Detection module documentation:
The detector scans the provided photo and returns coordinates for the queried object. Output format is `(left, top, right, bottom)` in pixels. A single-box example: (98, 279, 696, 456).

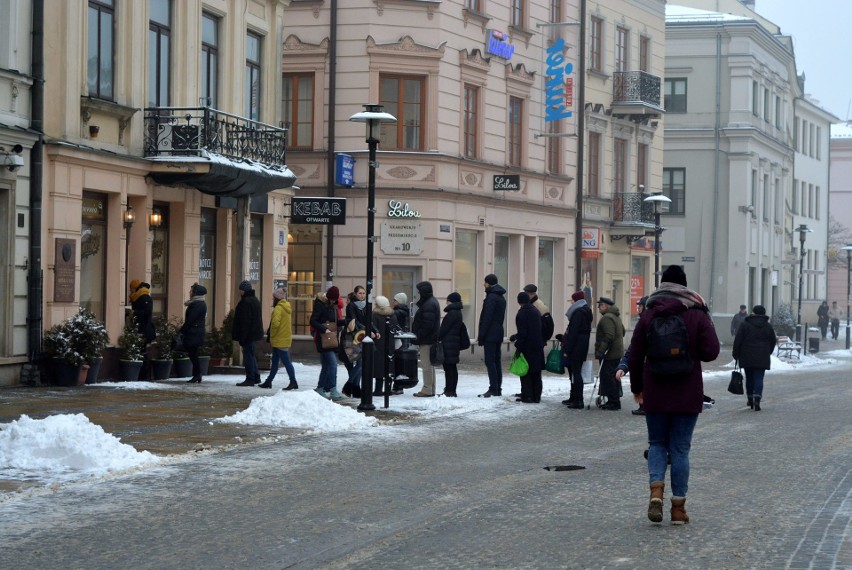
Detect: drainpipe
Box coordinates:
(708, 31, 721, 313)
(324, 0, 338, 286)
(28, 0, 44, 360)
(574, 0, 586, 290)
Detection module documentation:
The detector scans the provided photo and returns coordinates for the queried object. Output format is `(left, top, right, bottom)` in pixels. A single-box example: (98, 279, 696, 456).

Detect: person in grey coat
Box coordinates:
(732, 305, 777, 411)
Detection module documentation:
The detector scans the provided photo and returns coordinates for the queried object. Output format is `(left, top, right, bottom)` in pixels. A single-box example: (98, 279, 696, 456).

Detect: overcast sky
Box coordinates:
(756, 1, 852, 123)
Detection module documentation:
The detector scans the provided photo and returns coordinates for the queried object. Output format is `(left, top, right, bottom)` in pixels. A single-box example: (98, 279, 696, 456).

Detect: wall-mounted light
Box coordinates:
(123, 205, 136, 229)
(149, 209, 163, 230)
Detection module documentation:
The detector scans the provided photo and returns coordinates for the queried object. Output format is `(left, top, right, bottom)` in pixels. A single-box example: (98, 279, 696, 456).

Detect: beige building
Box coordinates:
(13, 0, 298, 385)
(282, 0, 666, 339)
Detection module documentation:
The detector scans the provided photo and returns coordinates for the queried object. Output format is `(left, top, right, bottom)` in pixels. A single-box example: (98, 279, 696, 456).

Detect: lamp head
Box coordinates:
(123, 205, 136, 228)
(349, 104, 397, 143)
(643, 192, 672, 213)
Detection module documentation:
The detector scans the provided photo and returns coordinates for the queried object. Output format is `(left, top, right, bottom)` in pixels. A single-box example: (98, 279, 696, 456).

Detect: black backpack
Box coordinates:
(459, 322, 471, 350)
(645, 312, 693, 378)
(541, 312, 555, 342)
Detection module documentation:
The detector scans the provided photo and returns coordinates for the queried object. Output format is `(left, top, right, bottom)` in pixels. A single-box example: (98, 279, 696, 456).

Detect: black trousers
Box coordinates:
(520, 369, 542, 401)
(567, 359, 584, 401)
(598, 359, 621, 400)
(187, 345, 201, 378)
(443, 362, 458, 393)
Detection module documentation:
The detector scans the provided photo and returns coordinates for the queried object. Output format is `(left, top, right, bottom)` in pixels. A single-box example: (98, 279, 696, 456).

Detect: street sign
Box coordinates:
(335, 153, 354, 187)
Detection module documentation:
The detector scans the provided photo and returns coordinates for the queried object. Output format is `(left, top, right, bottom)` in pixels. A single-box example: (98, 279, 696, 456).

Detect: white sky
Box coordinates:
(1, 350, 849, 493)
(756, 0, 852, 122)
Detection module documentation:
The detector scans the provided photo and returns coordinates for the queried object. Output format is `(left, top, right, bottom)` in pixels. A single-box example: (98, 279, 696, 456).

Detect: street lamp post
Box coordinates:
(643, 193, 672, 288)
(795, 224, 813, 342)
(842, 245, 852, 350)
(349, 104, 396, 411)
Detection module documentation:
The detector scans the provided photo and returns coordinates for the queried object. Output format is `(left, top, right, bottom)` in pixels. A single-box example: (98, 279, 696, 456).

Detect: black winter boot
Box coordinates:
(747, 396, 753, 409)
(753, 397, 761, 411)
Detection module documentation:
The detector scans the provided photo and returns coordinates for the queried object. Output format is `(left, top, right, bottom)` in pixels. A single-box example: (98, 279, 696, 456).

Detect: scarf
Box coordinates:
(647, 282, 707, 310)
(130, 286, 151, 303)
(354, 300, 366, 310)
(184, 295, 205, 307)
(565, 299, 588, 320)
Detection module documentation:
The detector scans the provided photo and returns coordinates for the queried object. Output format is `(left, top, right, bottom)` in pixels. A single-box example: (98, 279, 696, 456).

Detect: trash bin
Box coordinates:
(392, 332, 419, 390)
(808, 336, 819, 353)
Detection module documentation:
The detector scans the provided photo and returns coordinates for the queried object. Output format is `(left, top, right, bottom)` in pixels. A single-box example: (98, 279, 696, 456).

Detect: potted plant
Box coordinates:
(76, 307, 110, 383)
(117, 321, 145, 381)
(206, 311, 235, 367)
(43, 320, 85, 387)
(198, 335, 212, 376)
(151, 316, 178, 380)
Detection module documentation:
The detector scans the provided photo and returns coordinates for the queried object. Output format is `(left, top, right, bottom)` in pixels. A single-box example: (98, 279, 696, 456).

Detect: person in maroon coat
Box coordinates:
(628, 265, 720, 526)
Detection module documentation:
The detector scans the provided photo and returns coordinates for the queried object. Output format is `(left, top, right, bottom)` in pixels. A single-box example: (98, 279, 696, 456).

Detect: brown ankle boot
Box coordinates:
(648, 481, 664, 522)
(670, 497, 689, 525)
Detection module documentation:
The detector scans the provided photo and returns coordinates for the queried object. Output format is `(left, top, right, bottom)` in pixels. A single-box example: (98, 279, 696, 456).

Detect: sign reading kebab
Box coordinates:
(291, 197, 347, 225)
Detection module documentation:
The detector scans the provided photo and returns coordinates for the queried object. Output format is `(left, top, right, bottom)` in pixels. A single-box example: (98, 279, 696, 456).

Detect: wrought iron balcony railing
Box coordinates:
(143, 107, 287, 167)
(613, 192, 655, 225)
(612, 71, 662, 109)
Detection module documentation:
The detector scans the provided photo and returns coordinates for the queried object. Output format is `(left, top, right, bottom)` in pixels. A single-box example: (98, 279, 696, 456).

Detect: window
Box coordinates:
(465, 0, 480, 10)
(816, 186, 820, 220)
(752, 81, 759, 117)
(639, 36, 650, 72)
(662, 168, 685, 215)
(246, 32, 262, 121)
(590, 16, 603, 72)
(615, 27, 629, 73)
(508, 96, 523, 167)
(150, 203, 170, 317)
(538, 239, 555, 312)
(547, 120, 561, 174)
(81, 193, 108, 320)
(816, 127, 821, 159)
(282, 73, 314, 149)
(380, 75, 425, 150)
(614, 138, 627, 195)
(809, 123, 815, 157)
(762, 174, 769, 222)
(793, 118, 799, 151)
(148, 0, 172, 107)
(664, 78, 686, 113)
(550, 0, 560, 22)
(775, 95, 781, 128)
(763, 88, 770, 122)
(88, 0, 115, 100)
(456, 230, 480, 328)
(511, 0, 525, 27)
(199, 207, 217, 329)
(792, 178, 799, 214)
(201, 12, 218, 107)
(750, 169, 757, 210)
(463, 84, 478, 158)
(637, 143, 648, 191)
(588, 131, 600, 197)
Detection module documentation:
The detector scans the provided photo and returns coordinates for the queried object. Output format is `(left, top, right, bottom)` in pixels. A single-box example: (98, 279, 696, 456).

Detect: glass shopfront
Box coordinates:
(248, 214, 263, 291)
(537, 238, 555, 311)
(455, 229, 479, 327)
(199, 207, 216, 328)
(81, 192, 107, 320)
(150, 203, 169, 317)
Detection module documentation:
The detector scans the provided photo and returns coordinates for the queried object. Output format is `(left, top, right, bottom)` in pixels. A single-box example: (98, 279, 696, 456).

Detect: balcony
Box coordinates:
(611, 71, 664, 119)
(611, 192, 655, 239)
(143, 107, 296, 198)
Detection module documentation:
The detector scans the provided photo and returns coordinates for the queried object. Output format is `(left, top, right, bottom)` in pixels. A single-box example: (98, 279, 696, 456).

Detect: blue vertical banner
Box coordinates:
(544, 38, 574, 123)
(335, 153, 354, 187)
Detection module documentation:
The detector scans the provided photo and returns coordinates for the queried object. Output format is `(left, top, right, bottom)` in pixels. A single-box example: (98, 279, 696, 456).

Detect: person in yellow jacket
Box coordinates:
(259, 288, 299, 390)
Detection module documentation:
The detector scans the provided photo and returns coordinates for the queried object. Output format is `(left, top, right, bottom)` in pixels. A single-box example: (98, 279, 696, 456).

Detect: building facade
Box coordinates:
(827, 125, 852, 321)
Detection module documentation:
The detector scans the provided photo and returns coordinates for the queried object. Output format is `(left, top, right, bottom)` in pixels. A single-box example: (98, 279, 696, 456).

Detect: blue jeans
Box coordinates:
(483, 342, 502, 392)
(645, 412, 699, 497)
(318, 350, 338, 391)
(348, 359, 363, 387)
(744, 368, 765, 398)
(242, 341, 259, 381)
(267, 347, 296, 383)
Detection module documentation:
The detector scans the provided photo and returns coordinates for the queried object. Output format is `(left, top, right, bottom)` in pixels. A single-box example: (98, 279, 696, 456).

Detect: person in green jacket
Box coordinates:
(595, 297, 625, 410)
(259, 288, 298, 390)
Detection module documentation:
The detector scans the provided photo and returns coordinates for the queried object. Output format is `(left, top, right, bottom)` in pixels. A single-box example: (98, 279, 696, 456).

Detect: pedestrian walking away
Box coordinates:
(628, 265, 720, 525)
(180, 283, 207, 383)
(558, 290, 592, 409)
(817, 301, 829, 340)
(438, 292, 465, 397)
(511, 291, 544, 403)
(828, 301, 842, 341)
(732, 304, 777, 411)
(412, 281, 441, 397)
(594, 296, 625, 410)
(477, 274, 507, 397)
(310, 286, 345, 400)
(233, 280, 265, 387)
(261, 287, 298, 391)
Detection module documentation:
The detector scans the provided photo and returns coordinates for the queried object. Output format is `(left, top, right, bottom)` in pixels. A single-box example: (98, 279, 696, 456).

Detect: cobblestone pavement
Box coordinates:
(0, 356, 850, 569)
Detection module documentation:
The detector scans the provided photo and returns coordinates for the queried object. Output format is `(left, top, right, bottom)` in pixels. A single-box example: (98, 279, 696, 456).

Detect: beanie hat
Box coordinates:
(326, 286, 340, 301)
(637, 296, 649, 307)
(517, 291, 530, 305)
(273, 287, 286, 300)
(447, 292, 462, 304)
(191, 283, 207, 296)
(484, 274, 498, 286)
(239, 280, 253, 292)
(571, 291, 585, 302)
(375, 295, 390, 308)
(393, 292, 407, 305)
(129, 279, 141, 290)
(660, 265, 687, 286)
(752, 304, 766, 315)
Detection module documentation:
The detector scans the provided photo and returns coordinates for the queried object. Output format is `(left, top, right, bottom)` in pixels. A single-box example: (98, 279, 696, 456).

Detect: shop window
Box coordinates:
(81, 192, 107, 321)
(537, 239, 555, 312)
(287, 226, 323, 335)
(249, 215, 263, 292)
(456, 229, 480, 331)
(493, 233, 509, 334)
(199, 207, 217, 329)
(150, 204, 169, 317)
(630, 256, 647, 320)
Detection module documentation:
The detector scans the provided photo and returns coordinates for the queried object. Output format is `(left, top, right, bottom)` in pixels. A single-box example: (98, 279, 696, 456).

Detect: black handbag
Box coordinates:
(429, 342, 445, 365)
(728, 365, 744, 395)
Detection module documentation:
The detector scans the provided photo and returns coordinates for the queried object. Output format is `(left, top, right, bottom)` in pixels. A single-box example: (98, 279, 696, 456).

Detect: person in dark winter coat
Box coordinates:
(129, 279, 156, 380)
(232, 280, 264, 387)
(477, 274, 507, 397)
(180, 283, 207, 383)
(732, 304, 777, 411)
(628, 265, 720, 526)
(310, 286, 345, 400)
(412, 281, 441, 397)
(559, 290, 593, 409)
(393, 292, 410, 331)
(438, 292, 465, 397)
(370, 295, 399, 396)
(595, 297, 625, 410)
(342, 286, 370, 398)
(512, 292, 544, 403)
(817, 301, 829, 340)
(730, 305, 747, 338)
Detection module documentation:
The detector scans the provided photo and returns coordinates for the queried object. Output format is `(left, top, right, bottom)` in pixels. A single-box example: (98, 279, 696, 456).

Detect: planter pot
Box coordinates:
(86, 357, 104, 384)
(172, 358, 192, 378)
(209, 357, 231, 367)
(78, 364, 90, 386)
(198, 355, 211, 376)
(53, 359, 82, 387)
(119, 359, 143, 382)
(151, 359, 173, 380)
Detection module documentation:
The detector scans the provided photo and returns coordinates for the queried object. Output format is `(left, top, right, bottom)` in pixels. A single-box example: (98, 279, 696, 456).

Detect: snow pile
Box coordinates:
(0, 414, 159, 478)
(217, 390, 378, 432)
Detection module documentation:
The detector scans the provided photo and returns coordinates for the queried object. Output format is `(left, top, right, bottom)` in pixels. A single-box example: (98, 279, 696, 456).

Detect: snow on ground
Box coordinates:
(1, 348, 849, 488)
